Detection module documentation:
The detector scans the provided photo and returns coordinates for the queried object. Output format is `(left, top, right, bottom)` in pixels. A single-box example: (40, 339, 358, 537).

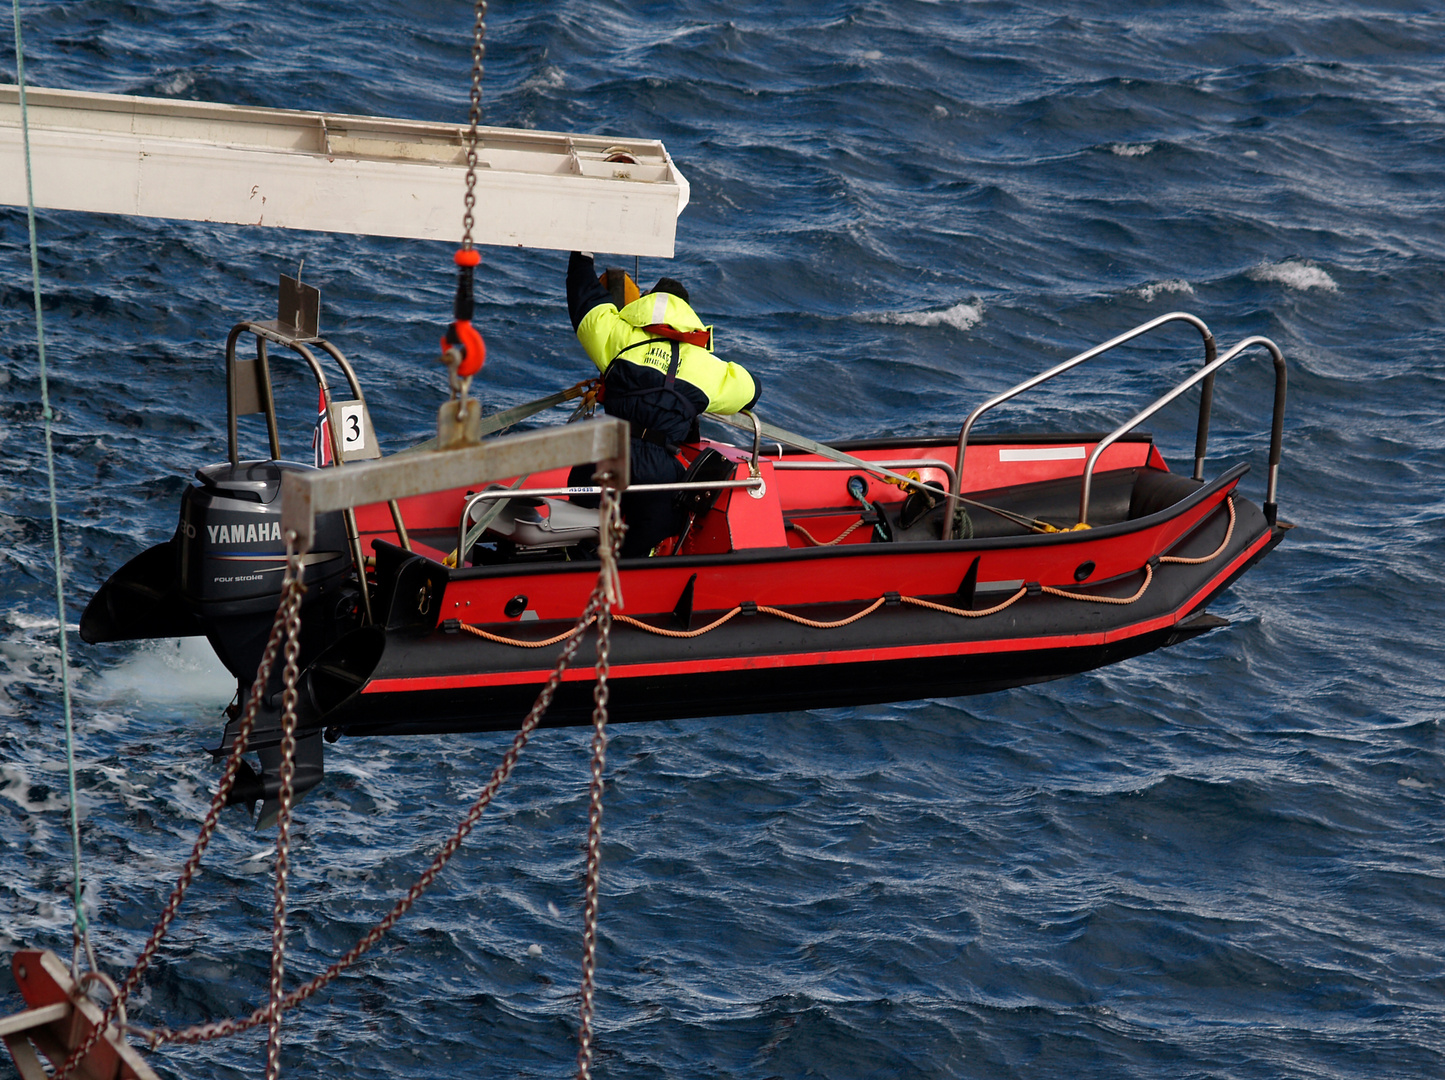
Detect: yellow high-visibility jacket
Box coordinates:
(567, 252, 759, 446)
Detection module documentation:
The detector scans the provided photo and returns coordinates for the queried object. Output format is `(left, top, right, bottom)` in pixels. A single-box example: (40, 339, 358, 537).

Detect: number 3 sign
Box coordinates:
(327, 399, 380, 462)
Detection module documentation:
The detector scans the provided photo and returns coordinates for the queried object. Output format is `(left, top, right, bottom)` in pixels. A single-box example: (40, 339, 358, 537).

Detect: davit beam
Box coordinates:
(0, 85, 688, 256)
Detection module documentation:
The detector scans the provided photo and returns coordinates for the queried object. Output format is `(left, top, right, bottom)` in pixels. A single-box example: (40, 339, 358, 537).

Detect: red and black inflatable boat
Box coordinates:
(81, 300, 1289, 809)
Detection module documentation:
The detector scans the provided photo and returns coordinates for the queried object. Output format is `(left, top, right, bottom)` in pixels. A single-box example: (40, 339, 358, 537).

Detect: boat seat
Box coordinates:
(1127, 468, 1204, 519)
(472, 495, 600, 549)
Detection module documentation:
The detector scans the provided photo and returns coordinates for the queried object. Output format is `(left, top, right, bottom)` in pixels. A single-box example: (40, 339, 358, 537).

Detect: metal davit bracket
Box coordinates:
(250, 273, 321, 343)
(3, 949, 161, 1080)
(280, 418, 631, 552)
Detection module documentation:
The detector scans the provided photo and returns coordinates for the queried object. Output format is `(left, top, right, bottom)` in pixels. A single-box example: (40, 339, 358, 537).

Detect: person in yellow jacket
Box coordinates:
(566, 251, 761, 556)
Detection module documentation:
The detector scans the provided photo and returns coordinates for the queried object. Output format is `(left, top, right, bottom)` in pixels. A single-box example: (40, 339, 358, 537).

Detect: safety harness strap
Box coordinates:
(641, 323, 711, 349)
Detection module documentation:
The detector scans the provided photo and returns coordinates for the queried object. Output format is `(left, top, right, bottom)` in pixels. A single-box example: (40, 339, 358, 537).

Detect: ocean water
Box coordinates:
(3, 1, 1444, 1077)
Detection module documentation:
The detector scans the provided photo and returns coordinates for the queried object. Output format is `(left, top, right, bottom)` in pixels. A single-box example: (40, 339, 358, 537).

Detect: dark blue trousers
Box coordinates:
(569, 439, 686, 558)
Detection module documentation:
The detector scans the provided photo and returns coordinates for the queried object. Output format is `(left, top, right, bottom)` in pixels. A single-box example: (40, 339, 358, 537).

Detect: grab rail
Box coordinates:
(945, 312, 1216, 538)
(772, 458, 958, 493)
(1079, 335, 1286, 526)
(226, 321, 396, 623)
(457, 476, 764, 562)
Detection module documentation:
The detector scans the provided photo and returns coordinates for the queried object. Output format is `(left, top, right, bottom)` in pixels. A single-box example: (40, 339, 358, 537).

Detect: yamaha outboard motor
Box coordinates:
(181, 460, 360, 821)
(83, 458, 356, 818)
(83, 459, 353, 682)
(82, 279, 387, 822)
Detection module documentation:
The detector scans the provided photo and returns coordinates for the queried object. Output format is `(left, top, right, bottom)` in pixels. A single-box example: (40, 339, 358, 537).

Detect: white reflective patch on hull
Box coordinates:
(999, 446, 1087, 462)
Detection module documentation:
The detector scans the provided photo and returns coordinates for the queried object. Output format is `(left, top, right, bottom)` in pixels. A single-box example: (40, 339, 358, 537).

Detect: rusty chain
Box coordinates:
(59, 549, 307, 1078)
(58, 5, 638, 1072)
(265, 575, 304, 1080)
(576, 482, 622, 1080)
(130, 485, 624, 1059)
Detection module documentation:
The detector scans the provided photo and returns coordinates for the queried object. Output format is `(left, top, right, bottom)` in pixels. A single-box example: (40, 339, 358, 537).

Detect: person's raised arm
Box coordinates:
(567, 251, 612, 331)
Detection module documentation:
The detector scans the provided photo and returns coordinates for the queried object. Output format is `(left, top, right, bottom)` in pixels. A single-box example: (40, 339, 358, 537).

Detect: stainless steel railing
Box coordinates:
(1078, 336, 1287, 526)
(945, 312, 1216, 538)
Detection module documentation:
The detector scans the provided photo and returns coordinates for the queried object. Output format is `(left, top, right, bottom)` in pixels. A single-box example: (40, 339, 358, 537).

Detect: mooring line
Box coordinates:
(10, 0, 93, 982)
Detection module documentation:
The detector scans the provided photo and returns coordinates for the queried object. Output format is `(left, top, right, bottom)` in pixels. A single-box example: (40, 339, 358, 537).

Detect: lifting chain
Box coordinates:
(266, 570, 306, 1080)
(59, 551, 308, 1079)
(576, 481, 622, 1080)
(54, 8, 632, 1075)
(460, 1, 488, 251)
(439, 0, 489, 407)
(97, 487, 625, 1077)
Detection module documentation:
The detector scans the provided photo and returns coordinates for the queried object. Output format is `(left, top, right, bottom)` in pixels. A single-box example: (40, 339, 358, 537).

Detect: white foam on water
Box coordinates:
(866, 301, 984, 332)
(8, 611, 64, 632)
(1135, 279, 1194, 302)
(156, 71, 196, 96)
(1249, 259, 1339, 292)
(522, 65, 567, 91)
(1111, 143, 1154, 157)
(0, 763, 71, 813)
(90, 638, 234, 708)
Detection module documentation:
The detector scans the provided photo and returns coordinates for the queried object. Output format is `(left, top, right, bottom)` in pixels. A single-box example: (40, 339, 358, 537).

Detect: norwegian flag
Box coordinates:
(311, 389, 332, 467)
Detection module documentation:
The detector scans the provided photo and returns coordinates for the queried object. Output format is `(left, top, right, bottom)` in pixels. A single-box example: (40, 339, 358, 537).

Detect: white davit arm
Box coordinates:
(0, 85, 688, 256)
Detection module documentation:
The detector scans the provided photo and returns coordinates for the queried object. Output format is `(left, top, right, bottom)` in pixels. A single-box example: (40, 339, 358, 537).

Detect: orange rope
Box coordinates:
(787, 517, 867, 546)
(756, 597, 886, 628)
(1159, 495, 1235, 565)
(901, 587, 1029, 618)
(1041, 563, 1154, 605)
(459, 617, 597, 648)
(616, 607, 744, 639)
(452, 497, 1238, 647)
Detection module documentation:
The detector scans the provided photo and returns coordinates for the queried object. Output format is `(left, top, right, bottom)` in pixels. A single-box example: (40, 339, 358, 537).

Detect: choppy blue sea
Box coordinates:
(3, 1, 1444, 1077)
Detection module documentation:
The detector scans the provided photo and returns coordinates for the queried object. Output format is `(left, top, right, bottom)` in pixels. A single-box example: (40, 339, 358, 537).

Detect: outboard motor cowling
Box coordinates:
(178, 460, 351, 678)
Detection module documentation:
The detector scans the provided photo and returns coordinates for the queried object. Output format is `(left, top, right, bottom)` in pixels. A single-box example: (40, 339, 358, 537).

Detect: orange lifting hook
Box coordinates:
(441, 248, 486, 378)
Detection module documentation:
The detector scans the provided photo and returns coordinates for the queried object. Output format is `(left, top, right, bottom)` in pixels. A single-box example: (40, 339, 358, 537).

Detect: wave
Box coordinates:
(1133, 279, 1194, 302)
(1248, 260, 1339, 292)
(862, 301, 983, 332)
